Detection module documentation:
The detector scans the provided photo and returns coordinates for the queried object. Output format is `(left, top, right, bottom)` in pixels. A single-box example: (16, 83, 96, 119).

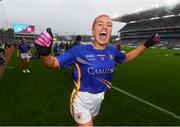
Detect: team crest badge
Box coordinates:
(109, 54, 114, 60)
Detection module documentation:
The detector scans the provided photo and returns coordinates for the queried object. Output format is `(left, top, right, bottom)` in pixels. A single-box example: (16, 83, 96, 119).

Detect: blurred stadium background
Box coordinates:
(113, 2, 180, 50)
(1, 3, 180, 49)
(0, 1, 180, 126)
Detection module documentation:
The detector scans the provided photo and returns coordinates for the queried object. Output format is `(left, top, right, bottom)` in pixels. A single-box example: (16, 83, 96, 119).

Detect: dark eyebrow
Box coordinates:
(96, 21, 112, 25)
(96, 21, 103, 24)
(107, 22, 112, 25)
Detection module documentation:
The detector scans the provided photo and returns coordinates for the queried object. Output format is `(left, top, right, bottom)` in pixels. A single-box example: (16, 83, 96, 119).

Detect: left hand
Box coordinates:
(144, 33, 160, 48)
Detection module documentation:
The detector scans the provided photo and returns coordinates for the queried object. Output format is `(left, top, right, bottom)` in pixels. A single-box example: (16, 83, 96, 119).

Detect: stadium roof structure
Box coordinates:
(113, 3, 180, 23)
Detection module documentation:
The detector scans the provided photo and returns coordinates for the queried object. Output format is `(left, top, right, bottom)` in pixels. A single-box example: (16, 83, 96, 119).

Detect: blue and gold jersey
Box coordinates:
(56, 44, 126, 94)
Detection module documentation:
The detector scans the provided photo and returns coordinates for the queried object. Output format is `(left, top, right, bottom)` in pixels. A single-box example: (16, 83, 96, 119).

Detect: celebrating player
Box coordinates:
(34, 15, 160, 126)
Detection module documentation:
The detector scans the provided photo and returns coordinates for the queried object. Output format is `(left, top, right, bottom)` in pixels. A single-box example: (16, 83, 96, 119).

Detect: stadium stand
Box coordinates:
(0, 28, 14, 45)
(14, 33, 35, 43)
(113, 3, 180, 49)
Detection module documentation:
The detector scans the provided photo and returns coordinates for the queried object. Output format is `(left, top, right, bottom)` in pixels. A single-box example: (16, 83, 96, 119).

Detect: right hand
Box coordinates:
(34, 28, 53, 56)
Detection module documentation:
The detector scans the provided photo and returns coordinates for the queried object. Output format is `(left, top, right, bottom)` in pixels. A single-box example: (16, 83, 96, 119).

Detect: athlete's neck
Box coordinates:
(93, 41, 107, 50)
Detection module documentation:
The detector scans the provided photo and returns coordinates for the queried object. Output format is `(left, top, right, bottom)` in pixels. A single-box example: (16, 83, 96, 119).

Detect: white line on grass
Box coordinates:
(112, 86, 180, 120)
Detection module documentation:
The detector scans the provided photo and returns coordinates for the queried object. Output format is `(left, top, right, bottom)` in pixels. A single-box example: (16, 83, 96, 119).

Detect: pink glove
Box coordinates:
(35, 31, 52, 47)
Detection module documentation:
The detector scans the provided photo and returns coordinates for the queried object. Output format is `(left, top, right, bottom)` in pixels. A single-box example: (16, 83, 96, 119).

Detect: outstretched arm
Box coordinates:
(41, 55, 59, 69)
(125, 44, 146, 63)
(125, 33, 160, 63)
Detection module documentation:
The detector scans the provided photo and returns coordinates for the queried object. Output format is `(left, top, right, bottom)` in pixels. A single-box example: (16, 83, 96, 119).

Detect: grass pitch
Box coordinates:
(0, 48, 180, 125)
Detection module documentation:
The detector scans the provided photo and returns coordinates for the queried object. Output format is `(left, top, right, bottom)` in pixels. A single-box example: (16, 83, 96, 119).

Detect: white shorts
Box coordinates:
(70, 89, 105, 124)
(20, 53, 31, 59)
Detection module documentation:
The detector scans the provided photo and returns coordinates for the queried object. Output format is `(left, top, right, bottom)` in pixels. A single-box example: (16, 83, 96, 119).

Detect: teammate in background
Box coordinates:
(17, 37, 31, 73)
(117, 43, 126, 53)
(0, 51, 6, 67)
(0, 42, 5, 55)
(34, 15, 160, 126)
(117, 43, 121, 50)
(72, 35, 82, 47)
(0, 42, 6, 66)
(53, 42, 61, 56)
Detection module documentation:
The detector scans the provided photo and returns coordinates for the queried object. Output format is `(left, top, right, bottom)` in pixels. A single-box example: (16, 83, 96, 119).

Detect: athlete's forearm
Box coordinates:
(125, 44, 146, 63)
(41, 55, 59, 68)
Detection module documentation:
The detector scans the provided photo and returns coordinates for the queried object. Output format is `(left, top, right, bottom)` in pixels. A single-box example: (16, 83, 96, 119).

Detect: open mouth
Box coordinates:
(99, 31, 107, 41)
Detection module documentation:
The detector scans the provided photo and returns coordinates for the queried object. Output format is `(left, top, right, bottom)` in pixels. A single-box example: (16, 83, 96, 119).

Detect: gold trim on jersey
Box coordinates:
(73, 63, 81, 91)
(70, 89, 79, 118)
(76, 57, 92, 66)
(97, 77, 112, 89)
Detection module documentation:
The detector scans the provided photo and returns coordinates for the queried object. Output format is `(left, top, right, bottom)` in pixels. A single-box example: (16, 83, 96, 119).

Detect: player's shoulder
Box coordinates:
(18, 43, 22, 48)
(71, 44, 91, 50)
(106, 45, 118, 52)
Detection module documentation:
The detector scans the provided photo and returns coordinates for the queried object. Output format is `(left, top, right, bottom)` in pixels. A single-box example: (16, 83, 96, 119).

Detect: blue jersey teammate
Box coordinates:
(17, 37, 31, 73)
(34, 15, 160, 126)
(53, 43, 62, 56)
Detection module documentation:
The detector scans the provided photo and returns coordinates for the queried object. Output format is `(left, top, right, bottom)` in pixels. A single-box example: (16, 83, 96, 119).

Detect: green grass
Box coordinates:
(0, 48, 180, 125)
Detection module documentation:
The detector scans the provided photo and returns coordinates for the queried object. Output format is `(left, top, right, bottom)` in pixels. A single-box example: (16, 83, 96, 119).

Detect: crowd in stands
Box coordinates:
(120, 16, 180, 32)
(119, 38, 180, 49)
(0, 43, 6, 67)
(118, 15, 180, 49)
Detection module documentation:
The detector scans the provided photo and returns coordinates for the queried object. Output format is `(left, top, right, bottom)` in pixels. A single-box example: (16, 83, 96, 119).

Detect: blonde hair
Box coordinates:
(92, 14, 111, 29)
